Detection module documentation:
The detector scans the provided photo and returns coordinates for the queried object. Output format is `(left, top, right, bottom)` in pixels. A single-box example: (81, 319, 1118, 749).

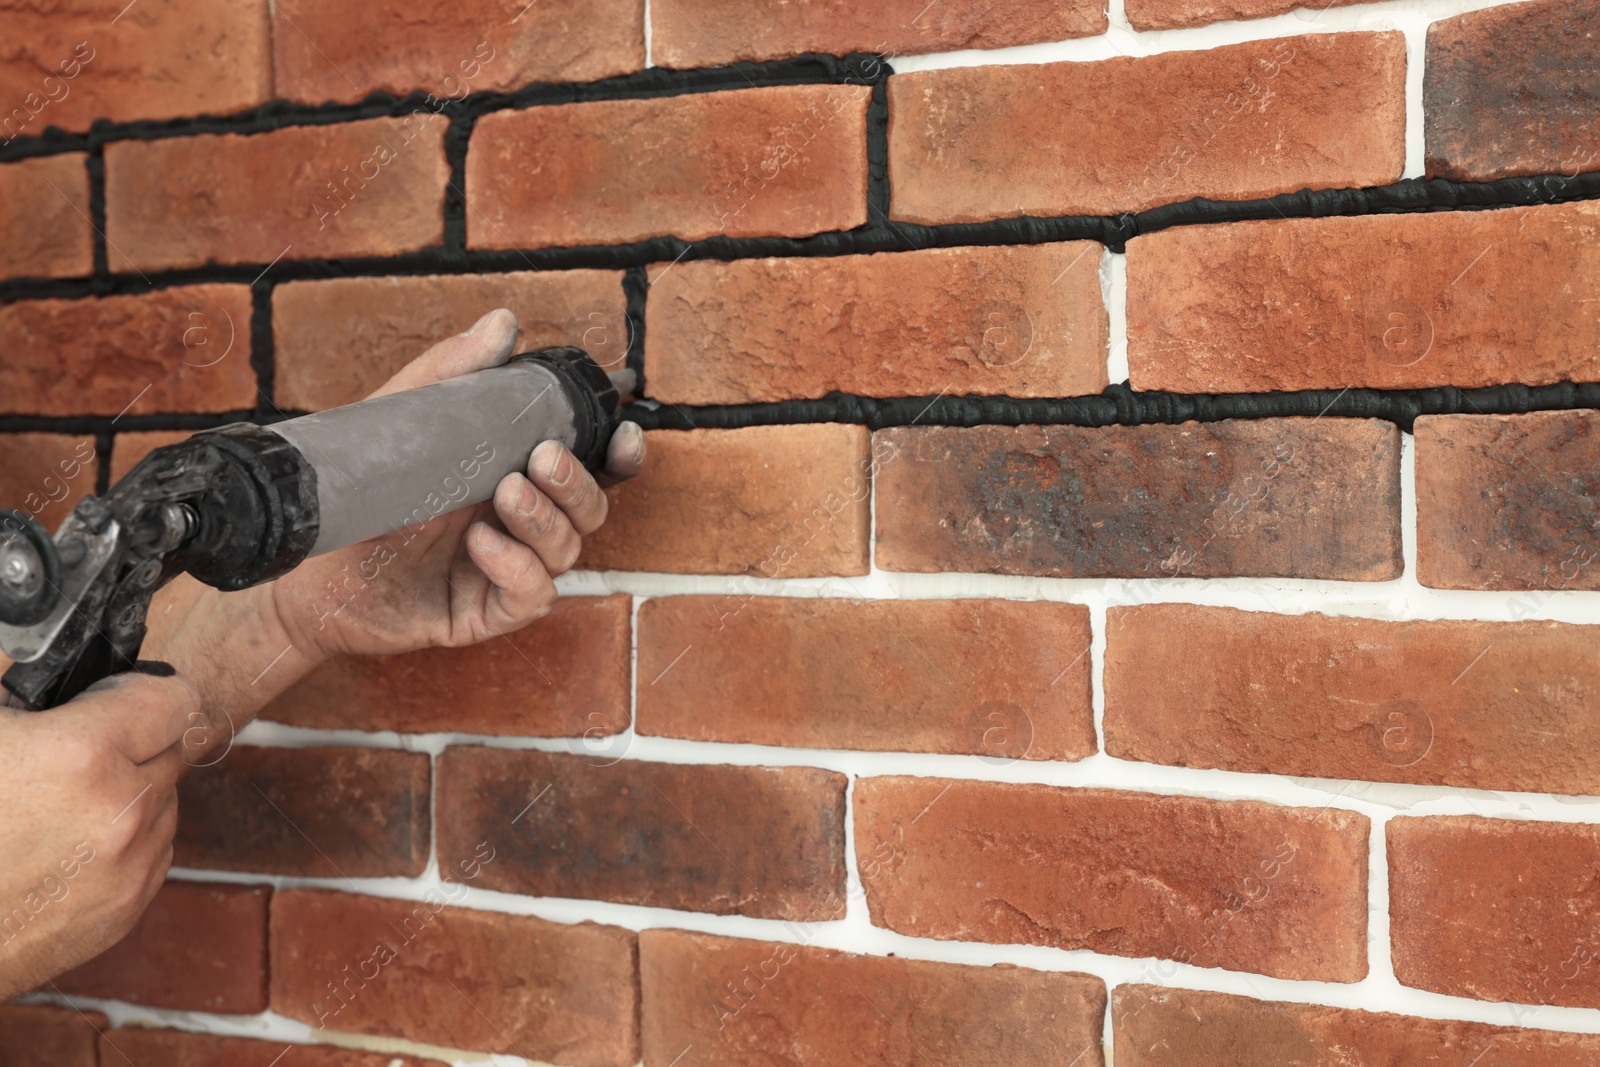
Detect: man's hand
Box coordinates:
(0, 671, 198, 1000)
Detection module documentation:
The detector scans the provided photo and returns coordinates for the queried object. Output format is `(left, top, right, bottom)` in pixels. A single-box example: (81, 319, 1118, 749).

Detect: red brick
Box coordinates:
(174, 745, 429, 877)
(273, 0, 644, 105)
(1425, 0, 1600, 182)
(105, 1029, 451, 1067)
(1416, 412, 1600, 590)
(105, 117, 448, 271)
(273, 270, 628, 410)
(56, 881, 269, 1013)
(437, 747, 847, 920)
(110, 430, 192, 484)
(580, 425, 874, 577)
(0, 155, 91, 280)
(468, 85, 870, 249)
(652, 0, 1105, 69)
(1105, 604, 1600, 796)
(1125, 0, 1364, 29)
(1390, 815, 1600, 1008)
(642, 928, 1106, 1067)
(646, 243, 1107, 404)
(1113, 984, 1600, 1065)
(638, 596, 1095, 760)
(0, 433, 98, 533)
(855, 777, 1369, 982)
(874, 421, 1401, 580)
(0, 1005, 105, 1067)
(0, 0, 268, 133)
(0, 286, 255, 416)
(270, 888, 638, 1064)
(262, 595, 631, 736)
(888, 33, 1404, 223)
(1127, 201, 1600, 392)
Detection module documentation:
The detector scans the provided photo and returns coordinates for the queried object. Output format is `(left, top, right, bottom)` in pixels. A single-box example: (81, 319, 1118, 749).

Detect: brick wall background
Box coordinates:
(3, 0, 1600, 1063)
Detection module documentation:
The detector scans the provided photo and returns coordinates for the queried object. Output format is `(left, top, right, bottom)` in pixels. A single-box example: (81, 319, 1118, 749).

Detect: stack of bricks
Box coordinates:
(3, 0, 1600, 1063)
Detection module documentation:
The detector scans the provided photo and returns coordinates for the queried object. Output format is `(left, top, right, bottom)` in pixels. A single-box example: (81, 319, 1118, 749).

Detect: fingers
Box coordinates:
(136, 744, 184, 798)
(462, 520, 557, 628)
(70, 671, 202, 764)
(368, 308, 521, 399)
(493, 472, 580, 576)
(529, 441, 609, 536)
(602, 422, 647, 486)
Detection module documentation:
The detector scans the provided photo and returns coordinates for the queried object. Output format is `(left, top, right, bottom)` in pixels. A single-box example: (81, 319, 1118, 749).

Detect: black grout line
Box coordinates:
(250, 284, 275, 418)
(622, 266, 649, 395)
(85, 147, 108, 279)
(864, 69, 890, 222)
(92, 430, 113, 495)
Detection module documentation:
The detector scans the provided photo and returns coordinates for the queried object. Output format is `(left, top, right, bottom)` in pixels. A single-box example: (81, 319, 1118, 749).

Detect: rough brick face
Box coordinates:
(55, 882, 269, 1013)
(467, 85, 870, 249)
(854, 777, 1369, 982)
(888, 32, 1404, 223)
(1425, 0, 1600, 182)
(105, 1030, 450, 1066)
(437, 747, 847, 920)
(262, 595, 632, 736)
(1105, 604, 1600, 796)
(270, 889, 638, 1064)
(646, 243, 1108, 404)
(0, 1005, 105, 1067)
(105, 117, 448, 271)
(0, 155, 91, 280)
(642, 928, 1107, 1067)
(0, 286, 255, 416)
(272, 0, 644, 105)
(637, 596, 1095, 760)
(0, 433, 97, 533)
(274, 270, 628, 409)
(1125, 0, 1364, 30)
(1127, 201, 1600, 392)
(579, 425, 874, 577)
(874, 420, 1401, 580)
(1390, 816, 1600, 1008)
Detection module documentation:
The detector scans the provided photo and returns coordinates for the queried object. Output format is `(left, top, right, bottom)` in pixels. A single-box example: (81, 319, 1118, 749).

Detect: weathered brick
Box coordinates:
(270, 888, 638, 1063)
(262, 595, 631, 736)
(105, 1029, 451, 1067)
(874, 421, 1401, 580)
(467, 85, 870, 249)
(646, 243, 1107, 404)
(1426, 0, 1600, 182)
(642, 928, 1107, 1067)
(273, 270, 628, 410)
(56, 881, 269, 1013)
(1125, 0, 1364, 30)
(1113, 984, 1600, 1066)
(437, 747, 847, 920)
(0, 286, 255, 416)
(888, 32, 1404, 223)
(105, 117, 448, 271)
(855, 777, 1369, 982)
(0, 155, 92, 280)
(0, 1005, 105, 1067)
(174, 745, 429, 877)
(273, 0, 644, 105)
(652, 0, 1105, 69)
(1127, 201, 1600, 392)
(580, 425, 874, 577)
(0, 0, 268, 133)
(638, 596, 1094, 760)
(0, 433, 98, 533)
(1105, 604, 1600, 796)
(110, 430, 191, 483)
(1416, 412, 1600, 590)
(1390, 816, 1600, 1008)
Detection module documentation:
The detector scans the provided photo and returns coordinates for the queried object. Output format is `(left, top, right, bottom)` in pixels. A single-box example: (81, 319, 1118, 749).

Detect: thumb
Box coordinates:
(63, 669, 203, 764)
(368, 307, 521, 398)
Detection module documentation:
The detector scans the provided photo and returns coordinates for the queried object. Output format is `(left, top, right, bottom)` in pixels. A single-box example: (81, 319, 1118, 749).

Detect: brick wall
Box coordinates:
(4, 0, 1600, 1064)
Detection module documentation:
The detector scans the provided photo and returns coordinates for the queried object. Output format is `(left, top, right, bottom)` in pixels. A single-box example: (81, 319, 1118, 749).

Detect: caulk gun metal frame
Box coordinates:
(0, 346, 622, 710)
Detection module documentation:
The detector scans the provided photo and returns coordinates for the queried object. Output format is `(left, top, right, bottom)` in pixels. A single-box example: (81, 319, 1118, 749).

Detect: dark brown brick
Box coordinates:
(1125, 0, 1365, 29)
(0, 433, 98, 534)
(0, 155, 92, 280)
(0, 1005, 105, 1067)
(104, 1029, 451, 1067)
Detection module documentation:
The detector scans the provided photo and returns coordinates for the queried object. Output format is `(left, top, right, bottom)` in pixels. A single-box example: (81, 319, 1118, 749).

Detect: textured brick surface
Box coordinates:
(1105, 604, 1600, 796)
(1426, 0, 1600, 182)
(638, 596, 1095, 760)
(468, 85, 870, 249)
(110, 430, 192, 483)
(874, 421, 1401, 580)
(0, 433, 97, 533)
(270, 889, 638, 1063)
(273, 0, 644, 105)
(0, 155, 92, 280)
(1125, 0, 1364, 29)
(174, 745, 430, 877)
(105, 1030, 451, 1067)
(1390, 816, 1600, 1008)
(0, 286, 255, 416)
(889, 32, 1404, 223)
(580, 425, 875, 577)
(274, 270, 628, 409)
(0, 1005, 105, 1067)
(1128, 201, 1600, 392)
(437, 747, 847, 920)
(646, 243, 1107, 404)
(1416, 412, 1600, 590)
(642, 928, 1107, 1066)
(56, 882, 269, 1013)
(262, 595, 632, 736)
(105, 117, 448, 270)
(855, 777, 1369, 982)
